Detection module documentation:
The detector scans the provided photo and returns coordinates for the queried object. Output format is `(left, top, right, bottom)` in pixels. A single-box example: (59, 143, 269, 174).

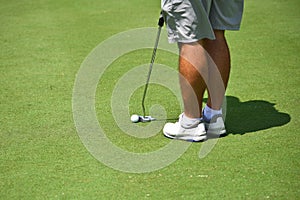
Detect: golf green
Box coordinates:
(1, 0, 299, 199)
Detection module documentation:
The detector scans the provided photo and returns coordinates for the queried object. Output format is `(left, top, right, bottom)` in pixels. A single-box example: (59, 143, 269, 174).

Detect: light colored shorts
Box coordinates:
(161, 0, 244, 43)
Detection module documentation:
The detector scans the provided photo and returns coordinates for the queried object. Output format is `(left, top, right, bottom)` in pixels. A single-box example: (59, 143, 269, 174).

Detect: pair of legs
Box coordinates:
(179, 30, 230, 119)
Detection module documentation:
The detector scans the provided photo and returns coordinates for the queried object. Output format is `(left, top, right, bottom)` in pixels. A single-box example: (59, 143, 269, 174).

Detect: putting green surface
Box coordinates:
(1, 0, 299, 199)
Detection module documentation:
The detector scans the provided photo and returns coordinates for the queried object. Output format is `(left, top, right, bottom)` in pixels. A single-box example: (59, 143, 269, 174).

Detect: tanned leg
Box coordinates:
(203, 30, 231, 110)
(178, 42, 208, 119)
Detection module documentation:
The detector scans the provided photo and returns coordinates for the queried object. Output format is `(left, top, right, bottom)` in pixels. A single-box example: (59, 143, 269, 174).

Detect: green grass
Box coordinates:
(1, 0, 300, 199)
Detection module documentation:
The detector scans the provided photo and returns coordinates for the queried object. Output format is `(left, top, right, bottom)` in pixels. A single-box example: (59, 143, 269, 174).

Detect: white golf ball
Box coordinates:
(130, 114, 140, 123)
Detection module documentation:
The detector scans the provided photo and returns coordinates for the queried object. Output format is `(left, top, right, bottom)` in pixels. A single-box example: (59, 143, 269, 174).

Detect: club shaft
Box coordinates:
(141, 26, 162, 117)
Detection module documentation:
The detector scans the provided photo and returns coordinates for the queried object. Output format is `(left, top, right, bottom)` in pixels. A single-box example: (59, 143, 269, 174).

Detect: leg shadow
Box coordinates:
(223, 96, 291, 135)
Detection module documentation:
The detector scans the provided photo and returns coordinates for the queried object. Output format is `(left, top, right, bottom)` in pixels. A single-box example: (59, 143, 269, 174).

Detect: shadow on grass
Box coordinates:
(224, 96, 291, 135)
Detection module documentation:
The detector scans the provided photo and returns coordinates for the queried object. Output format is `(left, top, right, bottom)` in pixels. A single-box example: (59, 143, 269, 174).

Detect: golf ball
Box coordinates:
(130, 114, 140, 123)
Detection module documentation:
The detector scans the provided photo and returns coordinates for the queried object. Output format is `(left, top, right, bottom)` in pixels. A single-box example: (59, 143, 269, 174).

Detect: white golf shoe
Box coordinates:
(203, 114, 226, 137)
(163, 114, 207, 142)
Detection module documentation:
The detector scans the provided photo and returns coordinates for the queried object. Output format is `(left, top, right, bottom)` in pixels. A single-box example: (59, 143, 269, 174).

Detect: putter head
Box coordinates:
(140, 116, 156, 122)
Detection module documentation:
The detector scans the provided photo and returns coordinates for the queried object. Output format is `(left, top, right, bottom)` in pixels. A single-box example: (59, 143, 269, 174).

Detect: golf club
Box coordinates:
(138, 12, 164, 123)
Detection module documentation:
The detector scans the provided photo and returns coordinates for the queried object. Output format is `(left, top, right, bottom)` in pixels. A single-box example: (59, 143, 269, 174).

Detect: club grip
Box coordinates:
(158, 12, 164, 27)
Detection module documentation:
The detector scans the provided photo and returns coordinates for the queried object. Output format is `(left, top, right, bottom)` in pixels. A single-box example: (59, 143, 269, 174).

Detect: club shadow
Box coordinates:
(154, 118, 179, 122)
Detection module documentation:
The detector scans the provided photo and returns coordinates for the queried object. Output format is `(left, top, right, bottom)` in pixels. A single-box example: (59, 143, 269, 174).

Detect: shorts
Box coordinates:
(161, 0, 244, 43)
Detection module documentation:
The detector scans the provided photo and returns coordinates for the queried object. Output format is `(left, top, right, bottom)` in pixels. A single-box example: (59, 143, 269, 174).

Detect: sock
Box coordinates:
(181, 113, 201, 128)
(203, 105, 222, 121)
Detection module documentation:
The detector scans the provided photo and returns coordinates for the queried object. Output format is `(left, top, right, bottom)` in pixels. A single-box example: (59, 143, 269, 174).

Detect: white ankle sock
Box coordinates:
(181, 113, 201, 128)
(203, 105, 222, 121)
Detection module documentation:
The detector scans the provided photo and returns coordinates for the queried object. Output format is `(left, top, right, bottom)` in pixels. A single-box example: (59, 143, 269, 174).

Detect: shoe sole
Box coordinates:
(206, 129, 227, 138)
(163, 132, 207, 142)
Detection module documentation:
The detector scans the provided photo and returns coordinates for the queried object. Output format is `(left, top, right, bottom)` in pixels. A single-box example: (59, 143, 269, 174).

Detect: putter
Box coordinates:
(140, 12, 164, 122)
(139, 115, 156, 122)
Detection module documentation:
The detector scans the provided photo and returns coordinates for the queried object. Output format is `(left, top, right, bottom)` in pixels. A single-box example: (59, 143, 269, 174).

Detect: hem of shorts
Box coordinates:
(168, 35, 216, 44)
(212, 26, 241, 31)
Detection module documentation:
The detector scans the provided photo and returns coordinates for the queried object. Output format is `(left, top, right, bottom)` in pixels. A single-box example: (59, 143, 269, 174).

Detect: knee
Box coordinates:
(202, 30, 227, 51)
(203, 30, 226, 45)
(178, 42, 199, 54)
(213, 30, 225, 40)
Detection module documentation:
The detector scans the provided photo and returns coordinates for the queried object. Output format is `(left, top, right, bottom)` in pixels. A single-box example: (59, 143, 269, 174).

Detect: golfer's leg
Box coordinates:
(204, 30, 230, 110)
(179, 42, 208, 119)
